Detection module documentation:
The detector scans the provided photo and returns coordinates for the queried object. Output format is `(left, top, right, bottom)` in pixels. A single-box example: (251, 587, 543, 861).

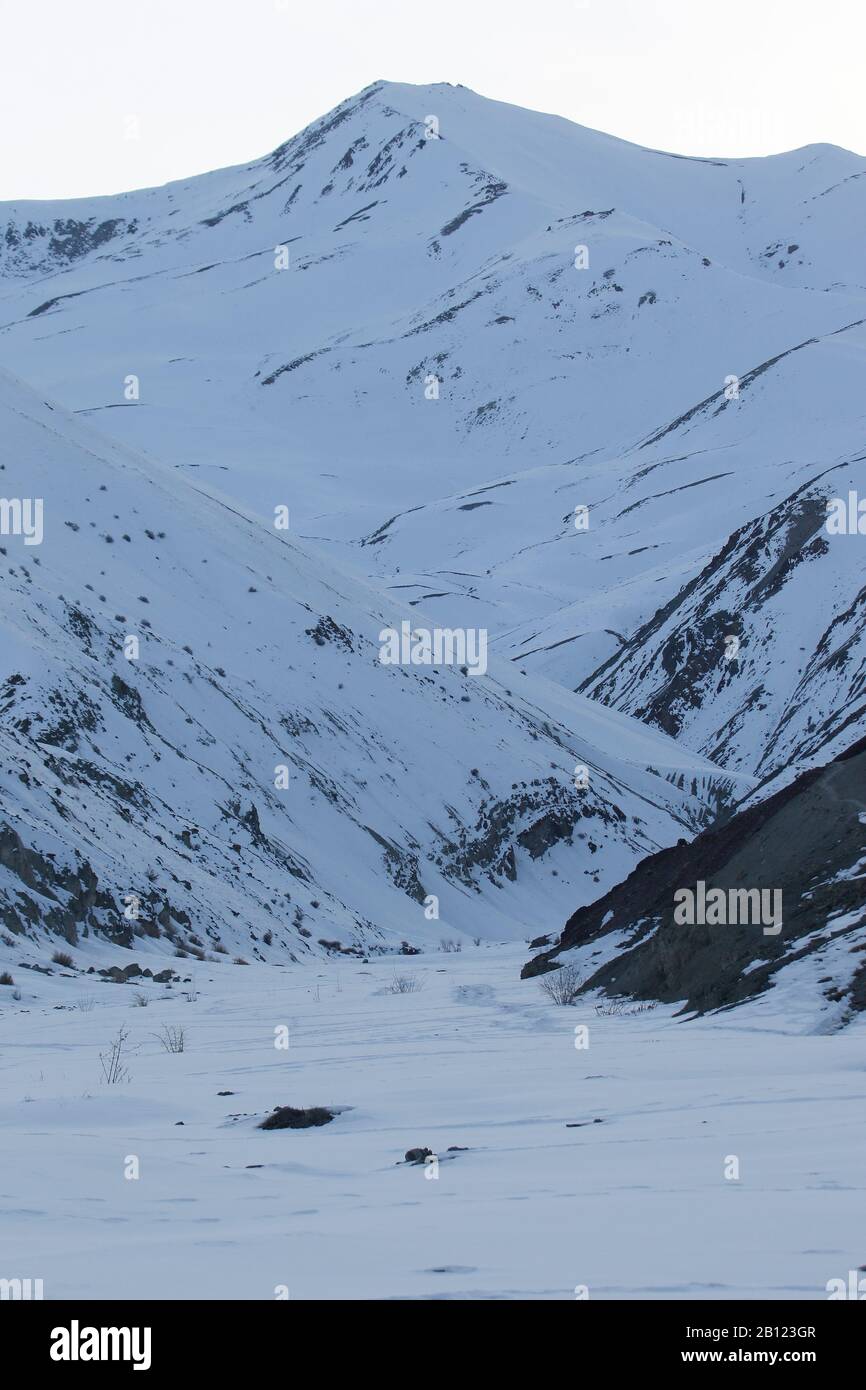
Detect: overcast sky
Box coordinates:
(2, 0, 863, 201)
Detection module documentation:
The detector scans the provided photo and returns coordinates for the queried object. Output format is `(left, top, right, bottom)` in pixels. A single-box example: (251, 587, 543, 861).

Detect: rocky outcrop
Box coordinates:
(524, 736, 866, 1020)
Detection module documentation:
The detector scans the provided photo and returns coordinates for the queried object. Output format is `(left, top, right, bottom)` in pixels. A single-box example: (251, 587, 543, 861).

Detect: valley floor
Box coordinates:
(1, 944, 863, 1301)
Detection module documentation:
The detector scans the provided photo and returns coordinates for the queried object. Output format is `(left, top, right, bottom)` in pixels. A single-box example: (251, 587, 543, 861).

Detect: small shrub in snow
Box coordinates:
(154, 1024, 185, 1054)
(76, 996, 96, 1012)
(594, 999, 657, 1018)
(439, 938, 463, 953)
(132, 991, 149, 1008)
(387, 974, 424, 995)
(0, 972, 14, 986)
(538, 963, 582, 1006)
(594, 999, 622, 1017)
(52, 950, 75, 968)
(99, 1026, 131, 1084)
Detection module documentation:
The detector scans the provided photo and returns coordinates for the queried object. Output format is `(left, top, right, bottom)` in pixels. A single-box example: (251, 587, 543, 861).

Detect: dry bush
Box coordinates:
(538, 963, 582, 1006)
(99, 1026, 131, 1084)
(594, 998, 657, 1018)
(153, 1024, 186, 1054)
(386, 974, 424, 995)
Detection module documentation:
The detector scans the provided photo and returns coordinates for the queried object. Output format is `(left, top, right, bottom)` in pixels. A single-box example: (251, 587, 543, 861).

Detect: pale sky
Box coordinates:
(1, 0, 863, 201)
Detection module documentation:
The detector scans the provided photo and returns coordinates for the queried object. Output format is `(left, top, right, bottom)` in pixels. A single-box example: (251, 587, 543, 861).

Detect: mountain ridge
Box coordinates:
(0, 81, 863, 977)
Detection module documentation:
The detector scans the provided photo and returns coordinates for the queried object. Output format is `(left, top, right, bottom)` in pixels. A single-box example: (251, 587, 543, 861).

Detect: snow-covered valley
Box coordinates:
(2, 944, 864, 1301)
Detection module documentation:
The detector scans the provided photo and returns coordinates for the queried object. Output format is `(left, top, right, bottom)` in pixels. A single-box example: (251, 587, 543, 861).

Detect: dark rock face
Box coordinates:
(258, 1106, 336, 1131)
(0, 819, 198, 954)
(524, 736, 866, 1019)
(1, 215, 138, 277)
(436, 776, 625, 887)
(0, 823, 124, 945)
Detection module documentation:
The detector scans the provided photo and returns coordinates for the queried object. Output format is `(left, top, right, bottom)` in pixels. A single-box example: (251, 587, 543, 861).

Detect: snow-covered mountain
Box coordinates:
(2, 77, 865, 1312)
(1, 80, 864, 790)
(0, 367, 727, 961)
(581, 456, 866, 787)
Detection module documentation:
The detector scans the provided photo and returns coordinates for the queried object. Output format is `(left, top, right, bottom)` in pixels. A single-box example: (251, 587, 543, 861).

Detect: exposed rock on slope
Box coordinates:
(582, 471, 866, 782)
(523, 736, 866, 1023)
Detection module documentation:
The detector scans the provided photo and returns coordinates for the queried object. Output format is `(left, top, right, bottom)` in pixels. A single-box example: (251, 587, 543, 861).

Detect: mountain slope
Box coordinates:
(0, 367, 729, 963)
(580, 455, 866, 783)
(1, 80, 864, 788)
